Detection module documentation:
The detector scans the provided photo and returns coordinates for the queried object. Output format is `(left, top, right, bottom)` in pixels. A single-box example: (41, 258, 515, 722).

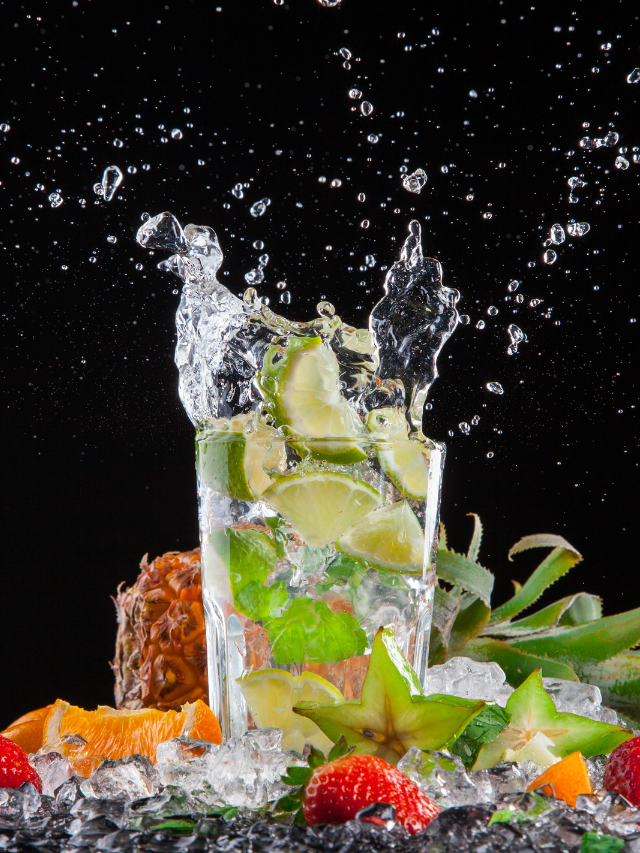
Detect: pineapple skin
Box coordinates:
(113, 548, 209, 712)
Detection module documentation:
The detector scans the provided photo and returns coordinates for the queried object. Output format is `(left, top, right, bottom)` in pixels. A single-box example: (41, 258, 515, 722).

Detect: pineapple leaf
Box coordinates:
(559, 593, 603, 626)
(485, 595, 586, 638)
(508, 607, 640, 670)
(436, 550, 494, 605)
(448, 594, 491, 654)
(580, 653, 640, 722)
(466, 513, 483, 563)
(461, 637, 578, 686)
(438, 522, 448, 550)
(431, 586, 462, 638)
(490, 536, 582, 624)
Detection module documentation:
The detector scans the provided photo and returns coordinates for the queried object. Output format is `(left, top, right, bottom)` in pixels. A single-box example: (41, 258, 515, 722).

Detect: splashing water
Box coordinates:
(507, 324, 526, 355)
(567, 220, 590, 237)
(136, 213, 459, 432)
(100, 165, 123, 202)
(402, 168, 428, 194)
(568, 176, 586, 204)
(250, 198, 271, 217)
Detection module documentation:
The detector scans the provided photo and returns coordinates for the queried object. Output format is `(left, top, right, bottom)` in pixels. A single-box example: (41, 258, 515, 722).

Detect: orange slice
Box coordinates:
(1, 705, 53, 754)
(526, 750, 594, 807)
(41, 698, 221, 774)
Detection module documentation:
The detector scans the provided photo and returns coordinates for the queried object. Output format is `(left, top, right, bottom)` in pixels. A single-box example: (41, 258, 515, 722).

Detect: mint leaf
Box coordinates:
(580, 832, 625, 853)
(488, 792, 550, 826)
(235, 580, 288, 622)
(209, 527, 278, 619)
(451, 704, 510, 769)
(316, 553, 366, 593)
(264, 597, 367, 664)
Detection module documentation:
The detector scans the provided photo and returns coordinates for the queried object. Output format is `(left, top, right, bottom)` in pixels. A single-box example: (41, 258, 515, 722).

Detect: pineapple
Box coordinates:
(113, 548, 208, 711)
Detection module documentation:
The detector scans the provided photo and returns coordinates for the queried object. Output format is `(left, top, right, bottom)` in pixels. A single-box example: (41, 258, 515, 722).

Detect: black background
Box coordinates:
(1, 0, 639, 729)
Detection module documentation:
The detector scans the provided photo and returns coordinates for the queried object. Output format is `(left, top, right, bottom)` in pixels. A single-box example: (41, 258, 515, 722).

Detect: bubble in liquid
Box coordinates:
(615, 156, 629, 170)
(476, 319, 486, 330)
(566, 220, 590, 237)
(367, 134, 379, 144)
(232, 183, 244, 199)
(459, 422, 471, 435)
(331, 178, 342, 187)
(550, 223, 565, 244)
(107, 235, 117, 244)
(483, 212, 492, 220)
(627, 68, 640, 83)
(0, 123, 10, 132)
(459, 314, 470, 325)
(280, 291, 291, 304)
(113, 138, 124, 148)
(349, 88, 362, 99)
(543, 249, 557, 264)
(171, 128, 183, 140)
(360, 219, 370, 228)
(101, 165, 123, 201)
(48, 192, 63, 208)
(487, 382, 504, 395)
(127, 165, 137, 174)
(487, 306, 498, 316)
(340, 48, 351, 59)
(507, 323, 526, 355)
(402, 168, 427, 194)
(358, 192, 366, 201)
(361, 101, 373, 116)
(508, 279, 520, 292)
(10, 157, 19, 164)
(250, 198, 271, 217)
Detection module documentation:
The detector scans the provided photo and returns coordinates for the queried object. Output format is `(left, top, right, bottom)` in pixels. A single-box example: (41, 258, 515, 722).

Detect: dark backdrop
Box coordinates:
(1, 0, 639, 728)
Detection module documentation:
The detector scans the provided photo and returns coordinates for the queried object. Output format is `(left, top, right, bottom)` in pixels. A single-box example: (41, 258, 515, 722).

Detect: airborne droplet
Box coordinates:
(250, 198, 271, 217)
(101, 165, 124, 202)
(401, 169, 427, 194)
(360, 101, 373, 116)
(486, 382, 504, 395)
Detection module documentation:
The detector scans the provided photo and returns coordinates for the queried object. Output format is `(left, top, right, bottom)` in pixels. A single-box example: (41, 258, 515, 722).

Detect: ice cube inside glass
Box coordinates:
(197, 418, 444, 740)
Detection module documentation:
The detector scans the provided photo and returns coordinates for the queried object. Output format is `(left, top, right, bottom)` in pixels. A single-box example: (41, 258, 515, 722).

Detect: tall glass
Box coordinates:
(197, 425, 445, 741)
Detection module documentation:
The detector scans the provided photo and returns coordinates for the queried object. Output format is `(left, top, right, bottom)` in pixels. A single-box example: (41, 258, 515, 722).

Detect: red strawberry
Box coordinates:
(302, 753, 440, 835)
(0, 734, 42, 793)
(604, 736, 640, 805)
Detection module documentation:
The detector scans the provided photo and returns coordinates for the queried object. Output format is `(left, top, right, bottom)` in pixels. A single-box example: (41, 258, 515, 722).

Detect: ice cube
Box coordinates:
(53, 777, 83, 810)
(156, 736, 218, 764)
(422, 656, 514, 706)
(79, 755, 160, 801)
(398, 747, 494, 808)
(29, 751, 73, 796)
(542, 678, 618, 724)
(576, 790, 640, 837)
(0, 782, 42, 823)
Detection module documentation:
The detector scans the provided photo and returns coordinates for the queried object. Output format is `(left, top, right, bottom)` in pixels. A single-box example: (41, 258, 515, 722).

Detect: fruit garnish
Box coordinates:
(365, 407, 430, 499)
(41, 697, 221, 773)
(450, 704, 511, 769)
(293, 626, 487, 766)
(259, 335, 366, 463)
(603, 735, 640, 806)
(472, 669, 632, 770)
(526, 750, 594, 807)
(238, 669, 343, 753)
(277, 736, 440, 834)
(337, 501, 425, 574)
(430, 519, 640, 708)
(113, 548, 208, 713)
(263, 472, 381, 548)
(0, 735, 42, 793)
(196, 413, 282, 500)
(1, 705, 53, 754)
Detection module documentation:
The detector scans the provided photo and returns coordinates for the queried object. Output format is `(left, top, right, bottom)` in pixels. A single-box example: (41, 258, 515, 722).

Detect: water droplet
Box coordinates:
(134, 127, 144, 135)
(35, 183, 45, 191)
(459, 314, 470, 325)
(127, 165, 137, 174)
(516, 294, 524, 304)
(274, 0, 284, 5)
(466, 193, 474, 201)
(340, 48, 351, 59)
(566, 220, 590, 237)
(360, 219, 370, 228)
(543, 249, 557, 264)
(530, 298, 542, 307)
(253, 240, 265, 250)
(459, 422, 471, 435)
(318, 0, 341, 6)
(10, 157, 19, 164)
(487, 306, 498, 316)
(604, 131, 619, 147)
(507, 279, 520, 292)
(469, 90, 478, 98)
(171, 128, 183, 140)
(88, 256, 97, 263)
(615, 155, 629, 170)
(550, 223, 565, 244)
(78, 198, 86, 207)
(197, 159, 205, 166)
(507, 323, 526, 355)
(331, 178, 342, 188)
(358, 192, 366, 202)
(100, 165, 123, 201)
(280, 290, 291, 304)
(471, 415, 480, 425)
(483, 212, 492, 220)
(141, 212, 150, 221)
(441, 165, 449, 174)
(367, 134, 379, 144)
(160, 136, 169, 143)
(107, 235, 117, 244)
(361, 101, 373, 116)
(0, 123, 10, 132)
(476, 319, 486, 330)
(232, 182, 244, 199)
(113, 138, 124, 148)
(349, 88, 362, 99)
(601, 42, 612, 50)
(47, 191, 63, 208)
(627, 67, 640, 84)
(486, 382, 504, 395)
(317, 301, 336, 317)
(276, 280, 287, 290)
(135, 263, 143, 270)
(365, 254, 376, 267)
(250, 198, 271, 217)
(528, 261, 536, 268)
(487, 451, 494, 459)
(61, 265, 68, 270)
(402, 168, 427, 194)
(142, 164, 151, 171)
(343, 62, 351, 69)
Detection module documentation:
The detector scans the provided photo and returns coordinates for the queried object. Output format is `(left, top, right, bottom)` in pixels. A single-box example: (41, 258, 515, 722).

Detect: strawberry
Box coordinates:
(278, 737, 440, 835)
(603, 735, 640, 805)
(0, 734, 42, 793)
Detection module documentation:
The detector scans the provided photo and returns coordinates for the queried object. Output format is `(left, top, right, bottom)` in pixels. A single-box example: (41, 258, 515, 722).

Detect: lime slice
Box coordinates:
(197, 413, 282, 500)
(263, 472, 381, 548)
(238, 669, 343, 753)
(260, 336, 366, 463)
(337, 501, 425, 574)
(366, 408, 430, 500)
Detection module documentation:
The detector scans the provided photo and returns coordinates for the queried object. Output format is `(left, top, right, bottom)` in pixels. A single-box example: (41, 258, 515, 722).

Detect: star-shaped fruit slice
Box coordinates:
(473, 669, 633, 770)
(293, 626, 488, 766)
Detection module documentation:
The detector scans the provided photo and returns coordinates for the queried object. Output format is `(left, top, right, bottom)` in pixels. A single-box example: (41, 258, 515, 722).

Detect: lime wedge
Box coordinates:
(197, 413, 282, 500)
(337, 501, 425, 574)
(238, 668, 343, 753)
(263, 472, 381, 548)
(260, 336, 366, 463)
(366, 408, 430, 500)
